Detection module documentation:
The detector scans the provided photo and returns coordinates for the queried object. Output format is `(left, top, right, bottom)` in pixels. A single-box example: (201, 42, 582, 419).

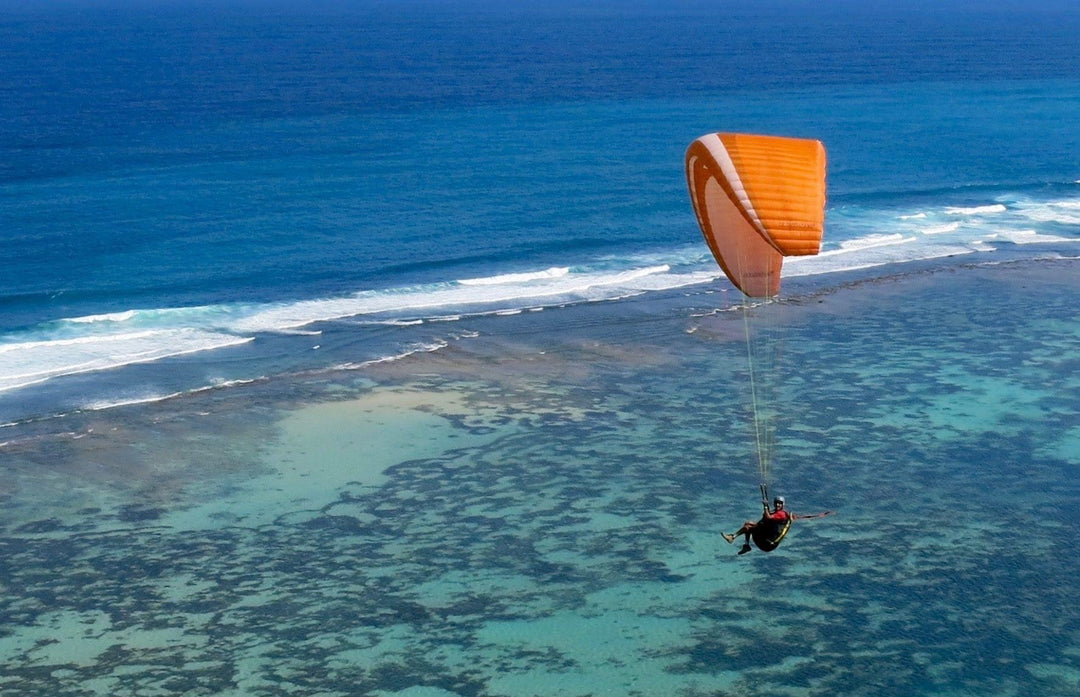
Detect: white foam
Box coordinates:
(984, 229, 1078, 245)
(228, 265, 677, 332)
(785, 229, 994, 279)
(821, 234, 912, 255)
(945, 204, 1007, 216)
(921, 222, 960, 235)
(0, 329, 253, 394)
(65, 310, 138, 324)
(82, 392, 185, 411)
(786, 244, 977, 278)
(4, 201, 1074, 404)
(1015, 205, 1080, 225)
(799, 195, 1077, 280)
(338, 340, 450, 370)
(76, 376, 268, 413)
(458, 267, 570, 285)
(203, 377, 262, 390)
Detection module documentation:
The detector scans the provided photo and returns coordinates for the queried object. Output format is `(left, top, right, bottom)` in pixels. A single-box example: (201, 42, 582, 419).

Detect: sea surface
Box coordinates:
(1, 2, 1078, 695)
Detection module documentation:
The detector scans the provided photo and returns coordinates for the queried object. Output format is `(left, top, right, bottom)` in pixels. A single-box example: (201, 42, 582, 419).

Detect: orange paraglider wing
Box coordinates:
(685, 133, 827, 297)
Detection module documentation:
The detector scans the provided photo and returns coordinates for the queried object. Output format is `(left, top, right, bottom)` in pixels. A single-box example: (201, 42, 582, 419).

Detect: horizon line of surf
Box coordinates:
(1, 210, 1076, 399)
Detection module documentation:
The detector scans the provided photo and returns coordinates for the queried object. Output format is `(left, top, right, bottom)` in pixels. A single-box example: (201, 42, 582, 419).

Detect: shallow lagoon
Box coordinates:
(1, 260, 1077, 696)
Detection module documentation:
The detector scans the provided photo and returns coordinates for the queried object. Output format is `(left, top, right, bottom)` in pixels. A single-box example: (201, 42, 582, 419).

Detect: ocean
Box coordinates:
(1, 2, 1078, 695)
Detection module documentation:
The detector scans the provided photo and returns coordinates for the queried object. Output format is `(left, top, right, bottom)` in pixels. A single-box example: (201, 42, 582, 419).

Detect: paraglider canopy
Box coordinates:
(685, 133, 827, 297)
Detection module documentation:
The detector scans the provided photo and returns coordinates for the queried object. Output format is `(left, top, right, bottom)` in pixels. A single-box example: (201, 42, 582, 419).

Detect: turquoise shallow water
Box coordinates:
(1, 259, 1077, 696)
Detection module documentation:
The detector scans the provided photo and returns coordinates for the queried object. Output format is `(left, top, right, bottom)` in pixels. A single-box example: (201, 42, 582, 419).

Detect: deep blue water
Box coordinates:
(1, 0, 1078, 420)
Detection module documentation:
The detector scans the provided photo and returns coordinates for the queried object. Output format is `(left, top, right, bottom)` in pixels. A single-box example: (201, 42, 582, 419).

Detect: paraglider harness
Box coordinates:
(751, 483, 792, 552)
